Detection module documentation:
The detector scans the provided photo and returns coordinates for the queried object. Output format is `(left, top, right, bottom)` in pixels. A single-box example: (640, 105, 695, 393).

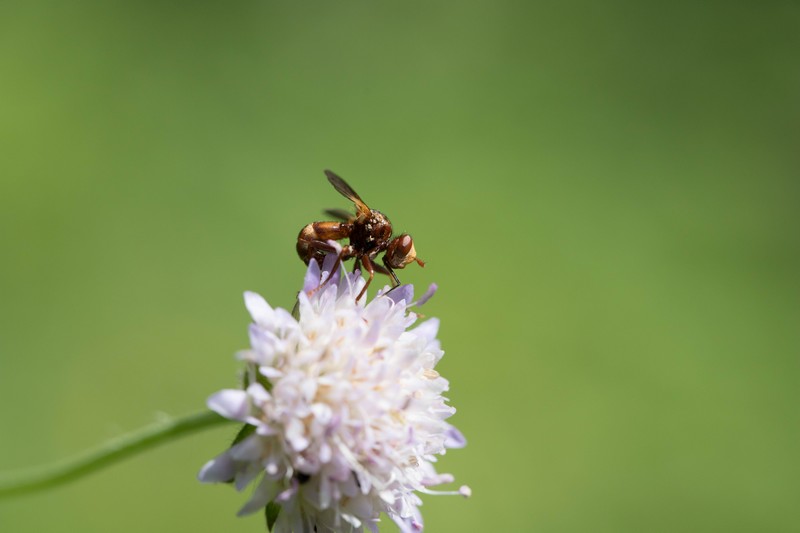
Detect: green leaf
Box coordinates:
(265, 501, 281, 531)
(243, 362, 273, 392)
(255, 369, 273, 392)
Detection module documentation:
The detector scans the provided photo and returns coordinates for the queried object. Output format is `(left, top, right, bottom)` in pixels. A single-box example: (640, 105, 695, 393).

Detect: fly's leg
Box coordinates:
(356, 256, 376, 302)
(381, 256, 402, 294)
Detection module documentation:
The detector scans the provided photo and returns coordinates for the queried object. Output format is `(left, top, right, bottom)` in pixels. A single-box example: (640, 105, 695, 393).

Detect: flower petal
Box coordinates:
(444, 425, 467, 448)
(237, 475, 280, 516)
(303, 258, 321, 293)
(386, 284, 414, 305)
(415, 283, 438, 306)
(244, 291, 274, 327)
(391, 508, 424, 533)
(201, 258, 466, 528)
(207, 389, 250, 421)
(198, 450, 235, 483)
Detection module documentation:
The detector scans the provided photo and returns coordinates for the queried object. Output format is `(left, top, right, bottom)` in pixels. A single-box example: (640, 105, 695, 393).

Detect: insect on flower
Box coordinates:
(296, 170, 425, 301)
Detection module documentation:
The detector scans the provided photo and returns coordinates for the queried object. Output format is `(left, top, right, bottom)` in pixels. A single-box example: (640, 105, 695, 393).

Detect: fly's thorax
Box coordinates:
(350, 210, 393, 253)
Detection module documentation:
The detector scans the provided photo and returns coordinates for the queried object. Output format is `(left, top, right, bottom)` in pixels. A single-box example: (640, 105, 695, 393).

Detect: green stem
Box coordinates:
(0, 410, 233, 498)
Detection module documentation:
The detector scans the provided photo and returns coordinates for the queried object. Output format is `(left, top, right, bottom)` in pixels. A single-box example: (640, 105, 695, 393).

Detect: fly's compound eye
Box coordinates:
(386, 234, 425, 269)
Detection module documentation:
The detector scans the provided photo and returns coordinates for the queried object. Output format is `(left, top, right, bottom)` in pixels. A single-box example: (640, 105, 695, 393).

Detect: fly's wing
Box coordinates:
(323, 208, 355, 222)
(324, 170, 371, 218)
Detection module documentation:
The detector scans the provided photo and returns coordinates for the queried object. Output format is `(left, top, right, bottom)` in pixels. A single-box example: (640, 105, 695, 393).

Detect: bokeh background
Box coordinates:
(1, 2, 798, 532)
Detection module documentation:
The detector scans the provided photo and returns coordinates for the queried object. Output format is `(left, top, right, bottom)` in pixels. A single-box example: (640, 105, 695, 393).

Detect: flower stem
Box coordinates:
(0, 410, 232, 498)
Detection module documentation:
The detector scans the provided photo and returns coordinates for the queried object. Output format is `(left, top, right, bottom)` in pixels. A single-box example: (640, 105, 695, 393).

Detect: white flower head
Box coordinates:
(199, 255, 469, 532)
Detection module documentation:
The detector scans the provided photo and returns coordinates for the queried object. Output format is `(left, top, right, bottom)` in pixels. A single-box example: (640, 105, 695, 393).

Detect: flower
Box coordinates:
(199, 254, 469, 532)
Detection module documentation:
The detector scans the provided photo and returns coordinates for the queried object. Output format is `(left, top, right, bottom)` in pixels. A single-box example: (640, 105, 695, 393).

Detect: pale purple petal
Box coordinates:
(413, 317, 440, 344)
(386, 284, 414, 305)
(246, 382, 270, 404)
(276, 483, 297, 503)
(422, 472, 454, 486)
(230, 435, 264, 462)
(234, 461, 263, 491)
(415, 283, 438, 306)
(198, 451, 235, 483)
(325, 240, 342, 255)
(303, 259, 321, 293)
(391, 510, 424, 533)
(255, 423, 278, 436)
(207, 389, 250, 421)
(259, 366, 283, 379)
(285, 418, 310, 451)
(249, 324, 279, 358)
(273, 308, 297, 328)
(244, 291, 274, 326)
(237, 476, 279, 516)
(321, 247, 341, 281)
(444, 425, 467, 448)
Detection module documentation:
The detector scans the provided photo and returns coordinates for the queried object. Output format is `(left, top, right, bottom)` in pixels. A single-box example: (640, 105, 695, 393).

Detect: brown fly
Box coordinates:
(296, 170, 424, 301)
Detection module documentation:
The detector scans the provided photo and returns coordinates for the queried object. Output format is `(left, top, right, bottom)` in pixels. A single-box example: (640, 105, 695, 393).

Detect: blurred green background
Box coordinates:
(1, 1, 798, 532)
